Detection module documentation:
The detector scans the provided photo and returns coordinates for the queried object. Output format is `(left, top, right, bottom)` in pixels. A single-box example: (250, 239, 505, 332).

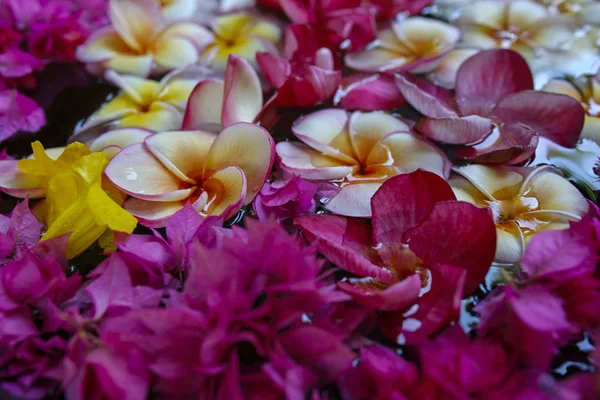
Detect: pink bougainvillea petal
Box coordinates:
(455, 49, 534, 116)
(222, 55, 263, 128)
(294, 214, 396, 284)
(276, 142, 357, 180)
(403, 201, 496, 294)
(0, 91, 46, 143)
(256, 52, 290, 89)
(371, 171, 456, 262)
(416, 115, 494, 145)
(395, 73, 458, 119)
(337, 273, 421, 311)
(144, 130, 216, 182)
(105, 143, 193, 201)
(491, 91, 585, 148)
(336, 74, 406, 111)
(182, 79, 225, 131)
(326, 183, 382, 218)
(205, 123, 274, 204)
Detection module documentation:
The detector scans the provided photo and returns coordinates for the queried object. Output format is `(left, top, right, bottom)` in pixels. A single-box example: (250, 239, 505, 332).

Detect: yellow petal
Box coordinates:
(453, 164, 524, 200)
(118, 104, 182, 131)
(154, 36, 200, 71)
(88, 183, 138, 233)
(202, 165, 246, 218)
(247, 20, 281, 43)
(349, 112, 410, 164)
(104, 54, 155, 77)
(105, 72, 161, 105)
(524, 170, 589, 218)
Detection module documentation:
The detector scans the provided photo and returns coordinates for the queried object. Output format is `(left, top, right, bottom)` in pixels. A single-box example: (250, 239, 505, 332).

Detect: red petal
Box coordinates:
(371, 171, 456, 266)
(337, 273, 421, 311)
(403, 201, 496, 294)
(455, 49, 533, 116)
(395, 73, 457, 118)
(491, 90, 585, 148)
(416, 115, 494, 145)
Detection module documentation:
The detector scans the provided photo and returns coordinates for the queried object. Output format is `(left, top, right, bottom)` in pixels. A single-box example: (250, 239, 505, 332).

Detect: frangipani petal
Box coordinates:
(154, 36, 199, 71)
(145, 130, 216, 182)
(525, 171, 589, 218)
(428, 48, 480, 89)
(345, 47, 408, 73)
(182, 79, 225, 131)
(118, 103, 182, 131)
(348, 112, 410, 164)
(336, 73, 406, 111)
(337, 274, 421, 311)
(276, 142, 357, 180)
(89, 128, 154, 154)
(108, 0, 163, 53)
(205, 123, 274, 204)
(495, 224, 525, 265)
(76, 27, 125, 62)
(104, 54, 155, 77)
(222, 55, 263, 128)
(452, 164, 524, 200)
(159, 22, 215, 51)
(416, 115, 494, 145)
(0, 160, 45, 198)
(455, 49, 534, 116)
(202, 165, 246, 219)
(325, 183, 381, 218)
(104, 71, 160, 105)
(124, 197, 185, 228)
(105, 143, 193, 201)
(161, 0, 198, 20)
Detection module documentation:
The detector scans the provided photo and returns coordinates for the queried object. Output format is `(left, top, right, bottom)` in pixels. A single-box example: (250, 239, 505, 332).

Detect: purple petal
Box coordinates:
(337, 73, 406, 111)
(337, 273, 421, 311)
(395, 73, 458, 118)
(0, 90, 46, 143)
(416, 115, 494, 145)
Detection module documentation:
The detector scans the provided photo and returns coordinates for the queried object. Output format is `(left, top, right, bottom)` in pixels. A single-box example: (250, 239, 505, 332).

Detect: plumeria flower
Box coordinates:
(202, 13, 281, 69)
(456, 0, 577, 58)
(449, 164, 589, 265)
(183, 55, 263, 132)
(536, 0, 600, 25)
(276, 109, 451, 217)
(76, 0, 214, 77)
(543, 74, 600, 144)
(73, 68, 208, 141)
(296, 170, 497, 343)
(345, 17, 460, 74)
(0, 141, 137, 258)
(105, 123, 274, 227)
(157, 0, 199, 21)
(396, 49, 585, 165)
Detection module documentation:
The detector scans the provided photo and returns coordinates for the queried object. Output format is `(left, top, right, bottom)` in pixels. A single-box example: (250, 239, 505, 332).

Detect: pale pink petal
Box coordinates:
(108, 0, 163, 53)
(416, 115, 494, 145)
(205, 123, 274, 204)
(222, 55, 264, 128)
(338, 274, 421, 311)
(345, 47, 408, 73)
(202, 165, 246, 219)
(348, 111, 411, 164)
(182, 79, 225, 131)
(395, 73, 458, 118)
(292, 109, 357, 164)
(89, 128, 154, 153)
(455, 49, 534, 116)
(276, 142, 357, 180)
(144, 130, 217, 182)
(491, 91, 585, 148)
(325, 183, 382, 218)
(0, 160, 45, 199)
(124, 198, 184, 228)
(105, 143, 193, 201)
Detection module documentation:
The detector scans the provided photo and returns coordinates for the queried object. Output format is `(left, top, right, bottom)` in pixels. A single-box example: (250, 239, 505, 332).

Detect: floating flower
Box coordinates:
(276, 109, 451, 217)
(0, 90, 46, 143)
(456, 0, 576, 57)
(74, 68, 208, 140)
(396, 49, 585, 164)
(183, 55, 263, 132)
(543, 74, 600, 144)
(76, 0, 214, 77)
(449, 164, 589, 264)
(345, 17, 460, 74)
(536, 0, 600, 26)
(202, 13, 281, 69)
(105, 123, 274, 227)
(296, 170, 497, 343)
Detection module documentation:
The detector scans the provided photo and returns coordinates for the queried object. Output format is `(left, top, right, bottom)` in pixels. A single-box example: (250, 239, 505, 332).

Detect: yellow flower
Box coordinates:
(203, 13, 281, 69)
(17, 141, 137, 259)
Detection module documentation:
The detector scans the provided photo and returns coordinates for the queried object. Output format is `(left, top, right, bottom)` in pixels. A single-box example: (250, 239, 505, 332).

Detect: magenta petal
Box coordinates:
(491, 91, 585, 148)
(257, 52, 291, 89)
(403, 201, 496, 294)
(416, 115, 494, 145)
(294, 214, 396, 284)
(337, 273, 421, 311)
(455, 49, 534, 116)
(395, 73, 457, 118)
(0, 90, 46, 143)
(337, 74, 406, 111)
(371, 171, 456, 265)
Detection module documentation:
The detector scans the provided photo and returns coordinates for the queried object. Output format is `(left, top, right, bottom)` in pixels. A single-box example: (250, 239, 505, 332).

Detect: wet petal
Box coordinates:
(492, 91, 585, 148)
(124, 197, 184, 228)
(87, 184, 138, 233)
(276, 142, 356, 180)
(144, 130, 215, 183)
(325, 183, 382, 218)
(202, 165, 246, 219)
(222, 55, 263, 128)
(182, 79, 225, 131)
(349, 112, 410, 164)
(395, 73, 458, 118)
(108, 0, 163, 53)
(416, 115, 494, 145)
(455, 49, 534, 116)
(205, 123, 274, 203)
(338, 274, 421, 311)
(105, 143, 193, 200)
(0, 160, 45, 198)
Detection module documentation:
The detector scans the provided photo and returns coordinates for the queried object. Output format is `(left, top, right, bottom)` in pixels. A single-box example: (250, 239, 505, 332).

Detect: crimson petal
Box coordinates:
(455, 49, 533, 116)
(416, 115, 494, 145)
(403, 201, 496, 294)
(337, 273, 421, 311)
(491, 90, 585, 148)
(395, 73, 457, 118)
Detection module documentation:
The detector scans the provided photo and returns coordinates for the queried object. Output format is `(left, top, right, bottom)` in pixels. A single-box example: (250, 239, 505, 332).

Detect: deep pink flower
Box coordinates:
(396, 49, 586, 164)
(0, 24, 22, 53)
(27, 17, 89, 61)
(0, 200, 43, 260)
(338, 345, 418, 400)
(257, 46, 341, 107)
(253, 175, 318, 222)
(364, 0, 431, 21)
(0, 48, 44, 79)
(0, 90, 46, 143)
(296, 170, 497, 343)
(335, 73, 406, 111)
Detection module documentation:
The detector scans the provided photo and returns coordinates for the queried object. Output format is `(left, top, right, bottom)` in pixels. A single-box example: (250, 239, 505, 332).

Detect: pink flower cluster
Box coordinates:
(0, 172, 598, 399)
(0, 0, 107, 143)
